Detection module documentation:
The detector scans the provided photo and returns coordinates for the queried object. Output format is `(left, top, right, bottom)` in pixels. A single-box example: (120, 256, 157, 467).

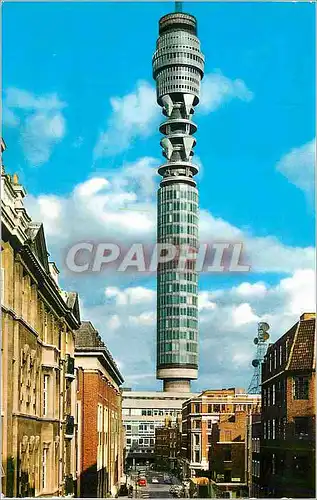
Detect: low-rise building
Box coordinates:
(1, 142, 80, 497)
(181, 388, 260, 480)
(209, 410, 250, 497)
(75, 321, 124, 497)
(260, 313, 316, 498)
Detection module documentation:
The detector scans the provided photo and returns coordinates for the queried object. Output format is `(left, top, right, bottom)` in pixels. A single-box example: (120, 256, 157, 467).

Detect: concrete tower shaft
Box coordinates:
(153, 11, 204, 392)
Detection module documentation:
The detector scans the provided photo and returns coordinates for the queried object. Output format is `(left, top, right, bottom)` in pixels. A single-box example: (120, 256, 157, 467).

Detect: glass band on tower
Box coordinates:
(152, 8, 205, 392)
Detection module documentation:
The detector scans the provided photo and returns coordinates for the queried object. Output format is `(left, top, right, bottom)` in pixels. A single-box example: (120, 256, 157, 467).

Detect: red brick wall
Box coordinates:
(80, 372, 99, 472)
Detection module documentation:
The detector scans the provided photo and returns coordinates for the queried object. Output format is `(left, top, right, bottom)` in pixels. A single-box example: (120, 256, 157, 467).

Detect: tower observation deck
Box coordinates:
(152, 6, 205, 392)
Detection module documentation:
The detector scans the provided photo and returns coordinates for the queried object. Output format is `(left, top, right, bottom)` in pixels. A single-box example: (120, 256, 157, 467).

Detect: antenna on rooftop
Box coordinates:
(248, 322, 270, 394)
(175, 2, 183, 12)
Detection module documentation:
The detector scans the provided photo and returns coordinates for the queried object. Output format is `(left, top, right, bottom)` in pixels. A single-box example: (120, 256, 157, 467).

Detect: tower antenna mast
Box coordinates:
(175, 2, 183, 12)
(248, 322, 270, 394)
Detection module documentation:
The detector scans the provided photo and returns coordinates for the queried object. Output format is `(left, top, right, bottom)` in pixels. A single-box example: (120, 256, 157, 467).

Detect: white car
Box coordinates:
(152, 478, 159, 483)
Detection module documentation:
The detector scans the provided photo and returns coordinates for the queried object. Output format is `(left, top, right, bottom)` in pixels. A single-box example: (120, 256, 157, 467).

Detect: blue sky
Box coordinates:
(2, 1, 315, 391)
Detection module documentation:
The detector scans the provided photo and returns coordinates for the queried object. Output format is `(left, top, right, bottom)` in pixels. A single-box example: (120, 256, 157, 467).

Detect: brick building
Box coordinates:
(155, 416, 182, 470)
(181, 389, 260, 480)
(260, 313, 316, 498)
(248, 413, 261, 498)
(75, 321, 124, 497)
(209, 410, 257, 498)
(1, 140, 80, 497)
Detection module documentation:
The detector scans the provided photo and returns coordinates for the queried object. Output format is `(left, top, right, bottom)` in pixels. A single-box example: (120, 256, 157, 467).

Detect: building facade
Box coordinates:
(75, 321, 124, 498)
(152, 7, 205, 393)
(1, 140, 80, 497)
(248, 413, 261, 498)
(181, 389, 261, 480)
(209, 411, 251, 498)
(122, 390, 196, 469)
(260, 312, 316, 498)
(155, 416, 182, 470)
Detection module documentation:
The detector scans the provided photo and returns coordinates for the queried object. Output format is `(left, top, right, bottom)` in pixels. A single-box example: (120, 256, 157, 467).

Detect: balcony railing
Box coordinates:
(65, 355, 75, 379)
(65, 415, 75, 438)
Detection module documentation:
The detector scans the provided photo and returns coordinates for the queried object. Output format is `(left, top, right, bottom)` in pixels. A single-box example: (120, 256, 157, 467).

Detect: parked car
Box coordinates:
(138, 478, 147, 487)
(152, 477, 159, 483)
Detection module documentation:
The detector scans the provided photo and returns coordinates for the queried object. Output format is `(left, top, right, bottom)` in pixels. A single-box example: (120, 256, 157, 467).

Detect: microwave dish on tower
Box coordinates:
(248, 322, 270, 394)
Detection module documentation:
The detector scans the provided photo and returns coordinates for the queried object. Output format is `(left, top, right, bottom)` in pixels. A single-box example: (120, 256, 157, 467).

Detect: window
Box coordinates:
(43, 374, 49, 416)
(274, 349, 277, 369)
(293, 376, 309, 400)
(267, 387, 270, 406)
(42, 448, 48, 490)
(207, 420, 212, 429)
(195, 450, 200, 463)
(294, 417, 309, 439)
(207, 404, 212, 413)
(282, 417, 286, 440)
(1, 268, 4, 304)
(272, 454, 276, 475)
(272, 384, 276, 405)
(194, 434, 199, 446)
(208, 434, 212, 444)
(263, 388, 267, 407)
(272, 419, 276, 439)
(214, 404, 220, 412)
(224, 431, 231, 442)
(224, 447, 231, 461)
(193, 420, 201, 429)
(279, 344, 283, 365)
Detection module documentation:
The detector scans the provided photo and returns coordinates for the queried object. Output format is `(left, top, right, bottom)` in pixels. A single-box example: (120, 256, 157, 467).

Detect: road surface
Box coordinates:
(133, 470, 181, 498)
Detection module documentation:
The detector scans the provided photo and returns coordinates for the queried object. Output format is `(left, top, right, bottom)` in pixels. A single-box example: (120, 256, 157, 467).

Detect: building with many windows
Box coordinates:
(122, 390, 196, 469)
(1, 140, 80, 497)
(260, 313, 316, 498)
(181, 389, 261, 479)
(75, 321, 124, 497)
(153, 6, 205, 393)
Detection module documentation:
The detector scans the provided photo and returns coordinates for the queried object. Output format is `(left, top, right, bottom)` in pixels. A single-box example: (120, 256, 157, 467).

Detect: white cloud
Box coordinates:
(232, 303, 260, 327)
(93, 81, 159, 158)
(3, 88, 67, 166)
(276, 139, 315, 199)
(105, 286, 155, 306)
(200, 209, 314, 274)
(107, 314, 121, 331)
(80, 268, 315, 391)
(25, 155, 314, 278)
(200, 70, 254, 114)
(22, 111, 66, 165)
(2, 106, 20, 127)
(23, 153, 315, 390)
(93, 72, 253, 159)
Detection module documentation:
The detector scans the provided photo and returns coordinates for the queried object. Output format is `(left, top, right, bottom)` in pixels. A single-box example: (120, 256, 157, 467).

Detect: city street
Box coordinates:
(130, 470, 181, 499)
